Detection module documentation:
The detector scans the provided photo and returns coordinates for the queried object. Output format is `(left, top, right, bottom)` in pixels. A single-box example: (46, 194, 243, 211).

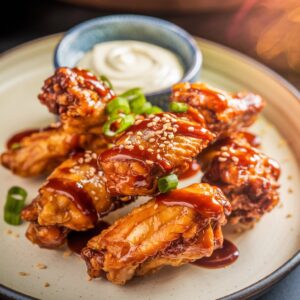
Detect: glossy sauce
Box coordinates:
(100, 114, 213, 173)
(43, 178, 98, 224)
(7, 129, 39, 149)
(179, 159, 201, 180)
(192, 239, 239, 268)
(67, 221, 110, 254)
(73, 68, 115, 98)
(156, 183, 230, 219)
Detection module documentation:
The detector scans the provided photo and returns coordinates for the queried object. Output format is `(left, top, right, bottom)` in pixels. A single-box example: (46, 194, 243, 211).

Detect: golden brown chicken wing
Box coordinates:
(81, 183, 231, 285)
(38, 67, 115, 132)
(100, 112, 214, 196)
(20, 149, 128, 248)
(0, 125, 108, 177)
(171, 82, 264, 137)
(199, 134, 280, 229)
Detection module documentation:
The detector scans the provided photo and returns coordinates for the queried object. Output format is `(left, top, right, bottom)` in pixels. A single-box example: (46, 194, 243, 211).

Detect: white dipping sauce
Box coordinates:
(77, 40, 184, 94)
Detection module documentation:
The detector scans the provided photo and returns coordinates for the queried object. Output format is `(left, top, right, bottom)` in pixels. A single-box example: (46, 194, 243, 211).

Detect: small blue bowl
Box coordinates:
(54, 14, 202, 109)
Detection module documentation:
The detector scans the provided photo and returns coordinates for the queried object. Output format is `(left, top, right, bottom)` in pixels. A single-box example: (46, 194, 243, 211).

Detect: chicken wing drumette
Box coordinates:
(171, 82, 264, 137)
(38, 67, 115, 132)
(81, 183, 231, 285)
(199, 134, 280, 229)
(0, 67, 114, 177)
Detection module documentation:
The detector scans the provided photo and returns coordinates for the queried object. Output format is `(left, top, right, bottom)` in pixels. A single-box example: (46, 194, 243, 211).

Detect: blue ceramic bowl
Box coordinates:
(54, 14, 202, 109)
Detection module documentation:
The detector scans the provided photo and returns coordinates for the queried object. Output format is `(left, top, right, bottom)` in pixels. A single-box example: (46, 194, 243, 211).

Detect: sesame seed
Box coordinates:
(149, 138, 155, 143)
(159, 144, 165, 148)
(173, 128, 178, 133)
(218, 157, 227, 162)
(92, 153, 97, 159)
(147, 122, 154, 128)
(135, 120, 142, 125)
(221, 152, 230, 157)
(139, 145, 145, 150)
(137, 131, 142, 136)
(146, 160, 153, 164)
(157, 154, 162, 160)
(148, 149, 154, 153)
(168, 133, 174, 139)
(188, 126, 194, 132)
(78, 158, 84, 164)
(36, 263, 47, 270)
(232, 157, 239, 163)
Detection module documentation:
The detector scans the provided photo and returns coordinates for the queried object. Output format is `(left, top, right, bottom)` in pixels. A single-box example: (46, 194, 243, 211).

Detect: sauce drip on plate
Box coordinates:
(67, 221, 110, 254)
(192, 239, 239, 268)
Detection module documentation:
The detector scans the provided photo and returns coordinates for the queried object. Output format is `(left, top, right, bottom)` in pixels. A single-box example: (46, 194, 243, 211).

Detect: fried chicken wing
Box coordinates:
(100, 113, 215, 196)
(171, 82, 264, 137)
(21, 149, 131, 248)
(0, 125, 108, 177)
(81, 183, 231, 285)
(199, 134, 280, 228)
(38, 67, 115, 132)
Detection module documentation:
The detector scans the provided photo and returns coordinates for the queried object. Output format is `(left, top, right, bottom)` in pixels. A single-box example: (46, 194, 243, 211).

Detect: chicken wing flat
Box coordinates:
(21, 149, 131, 248)
(100, 112, 215, 196)
(0, 125, 108, 177)
(38, 67, 115, 132)
(171, 82, 264, 137)
(81, 183, 231, 285)
(199, 134, 280, 229)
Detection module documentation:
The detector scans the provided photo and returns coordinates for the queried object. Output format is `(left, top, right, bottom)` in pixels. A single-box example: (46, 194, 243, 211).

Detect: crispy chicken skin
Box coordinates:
(0, 125, 108, 177)
(81, 183, 231, 285)
(100, 113, 215, 196)
(171, 82, 264, 137)
(0, 126, 79, 177)
(38, 67, 115, 132)
(199, 134, 280, 228)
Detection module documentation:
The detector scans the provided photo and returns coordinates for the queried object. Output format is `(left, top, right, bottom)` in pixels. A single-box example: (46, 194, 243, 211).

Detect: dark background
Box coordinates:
(0, 0, 299, 299)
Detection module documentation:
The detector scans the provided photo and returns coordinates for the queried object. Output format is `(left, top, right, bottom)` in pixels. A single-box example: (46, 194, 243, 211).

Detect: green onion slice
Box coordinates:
(169, 102, 188, 113)
(99, 75, 113, 89)
(129, 94, 147, 114)
(107, 97, 131, 116)
(158, 174, 178, 193)
(145, 105, 163, 114)
(120, 88, 142, 101)
(4, 186, 27, 225)
(103, 114, 135, 137)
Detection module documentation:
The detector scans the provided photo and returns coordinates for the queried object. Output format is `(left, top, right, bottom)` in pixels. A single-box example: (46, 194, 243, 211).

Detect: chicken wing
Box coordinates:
(171, 82, 264, 137)
(199, 134, 280, 229)
(21, 149, 132, 248)
(1, 67, 114, 177)
(100, 112, 215, 196)
(81, 183, 231, 285)
(38, 67, 115, 132)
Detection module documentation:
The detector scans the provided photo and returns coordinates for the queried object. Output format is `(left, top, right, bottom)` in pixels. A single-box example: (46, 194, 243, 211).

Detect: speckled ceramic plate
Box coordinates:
(0, 35, 299, 300)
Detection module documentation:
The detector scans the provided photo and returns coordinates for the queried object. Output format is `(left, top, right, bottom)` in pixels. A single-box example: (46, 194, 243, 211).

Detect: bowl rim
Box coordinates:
(54, 14, 202, 97)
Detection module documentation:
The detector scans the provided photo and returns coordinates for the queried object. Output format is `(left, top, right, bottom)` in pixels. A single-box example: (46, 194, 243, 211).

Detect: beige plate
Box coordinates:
(0, 35, 299, 300)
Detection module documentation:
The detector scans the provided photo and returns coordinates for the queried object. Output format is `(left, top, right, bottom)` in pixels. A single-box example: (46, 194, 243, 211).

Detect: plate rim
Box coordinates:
(0, 34, 299, 300)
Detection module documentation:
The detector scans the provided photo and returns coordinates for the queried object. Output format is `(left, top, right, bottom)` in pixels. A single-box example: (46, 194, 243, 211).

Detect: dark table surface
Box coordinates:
(0, 1, 299, 299)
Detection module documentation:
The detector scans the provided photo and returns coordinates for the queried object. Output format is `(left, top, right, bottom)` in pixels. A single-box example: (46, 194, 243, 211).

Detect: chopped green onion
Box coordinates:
(158, 174, 178, 193)
(107, 97, 131, 116)
(145, 105, 163, 114)
(4, 186, 27, 225)
(129, 94, 147, 114)
(103, 114, 135, 137)
(120, 88, 142, 101)
(99, 75, 113, 89)
(169, 102, 188, 113)
(11, 143, 21, 150)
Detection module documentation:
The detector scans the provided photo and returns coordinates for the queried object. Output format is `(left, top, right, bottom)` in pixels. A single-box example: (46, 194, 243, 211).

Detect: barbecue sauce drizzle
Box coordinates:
(43, 178, 98, 225)
(100, 113, 213, 173)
